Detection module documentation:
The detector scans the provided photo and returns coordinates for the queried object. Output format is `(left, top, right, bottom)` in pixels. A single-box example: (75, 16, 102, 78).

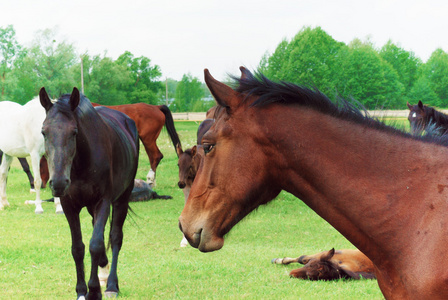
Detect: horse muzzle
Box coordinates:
(49, 177, 71, 197)
(178, 181, 186, 189)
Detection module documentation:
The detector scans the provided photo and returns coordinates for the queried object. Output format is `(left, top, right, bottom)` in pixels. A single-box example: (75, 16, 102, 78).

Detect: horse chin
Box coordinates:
(196, 228, 225, 253)
(51, 187, 68, 197)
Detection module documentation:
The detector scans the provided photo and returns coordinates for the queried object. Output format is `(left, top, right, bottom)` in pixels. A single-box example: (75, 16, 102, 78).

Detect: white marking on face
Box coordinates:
(412, 112, 417, 118)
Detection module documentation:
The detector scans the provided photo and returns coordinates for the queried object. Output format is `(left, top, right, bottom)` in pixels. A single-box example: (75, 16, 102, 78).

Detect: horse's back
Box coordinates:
(0, 98, 45, 157)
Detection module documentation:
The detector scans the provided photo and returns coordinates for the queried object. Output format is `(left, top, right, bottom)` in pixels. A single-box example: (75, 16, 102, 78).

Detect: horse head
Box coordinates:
(179, 67, 282, 252)
(40, 87, 80, 197)
(177, 145, 197, 189)
(407, 100, 427, 135)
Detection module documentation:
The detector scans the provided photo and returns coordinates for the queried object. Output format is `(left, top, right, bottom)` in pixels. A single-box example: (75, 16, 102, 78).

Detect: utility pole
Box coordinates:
(80, 55, 84, 94)
(165, 77, 168, 106)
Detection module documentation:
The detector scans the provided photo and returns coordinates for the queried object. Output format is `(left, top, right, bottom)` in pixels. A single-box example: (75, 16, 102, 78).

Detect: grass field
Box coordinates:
(0, 120, 393, 299)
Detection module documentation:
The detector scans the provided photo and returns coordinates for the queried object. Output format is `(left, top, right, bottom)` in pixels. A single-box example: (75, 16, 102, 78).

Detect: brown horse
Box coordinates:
(176, 118, 213, 247)
(91, 102, 181, 187)
(407, 101, 448, 135)
(179, 67, 448, 299)
(272, 248, 375, 280)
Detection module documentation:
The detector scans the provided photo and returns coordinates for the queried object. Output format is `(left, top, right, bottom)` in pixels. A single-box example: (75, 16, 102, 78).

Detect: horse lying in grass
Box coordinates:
(179, 67, 448, 299)
(130, 179, 172, 202)
(272, 248, 375, 280)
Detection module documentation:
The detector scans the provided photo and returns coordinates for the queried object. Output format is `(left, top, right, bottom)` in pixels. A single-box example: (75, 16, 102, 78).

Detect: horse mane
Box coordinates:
(424, 106, 448, 130)
(229, 71, 448, 147)
(55, 93, 94, 119)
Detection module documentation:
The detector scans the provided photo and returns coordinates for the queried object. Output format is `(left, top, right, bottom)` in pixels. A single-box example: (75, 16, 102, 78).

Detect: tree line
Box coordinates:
(259, 26, 448, 109)
(2, 25, 448, 110)
(0, 26, 213, 111)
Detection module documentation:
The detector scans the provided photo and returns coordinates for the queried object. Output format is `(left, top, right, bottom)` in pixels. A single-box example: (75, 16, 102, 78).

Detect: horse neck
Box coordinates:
(73, 107, 109, 165)
(427, 107, 448, 131)
(262, 106, 448, 262)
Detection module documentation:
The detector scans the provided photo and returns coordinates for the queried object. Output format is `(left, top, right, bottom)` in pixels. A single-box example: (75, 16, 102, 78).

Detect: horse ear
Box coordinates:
(39, 87, 53, 112)
(176, 143, 183, 156)
(204, 69, 240, 114)
(239, 66, 253, 80)
(69, 87, 81, 111)
(191, 145, 197, 157)
(321, 248, 335, 261)
(407, 102, 412, 110)
(418, 100, 424, 109)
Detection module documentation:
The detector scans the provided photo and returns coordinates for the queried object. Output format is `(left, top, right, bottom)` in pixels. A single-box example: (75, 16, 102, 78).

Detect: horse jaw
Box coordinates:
(179, 215, 224, 252)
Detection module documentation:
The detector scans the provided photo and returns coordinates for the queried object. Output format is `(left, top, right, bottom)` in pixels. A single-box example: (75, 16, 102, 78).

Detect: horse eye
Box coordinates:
(203, 144, 215, 154)
(41, 131, 46, 137)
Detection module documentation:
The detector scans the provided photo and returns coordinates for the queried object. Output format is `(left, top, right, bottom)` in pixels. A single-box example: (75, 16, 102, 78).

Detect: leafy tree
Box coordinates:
(407, 76, 440, 106)
(380, 41, 422, 98)
(81, 55, 132, 104)
(25, 28, 78, 98)
(173, 73, 203, 112)
(339, 39, 404, 109)
(0, 25, 23, 100)
(422, 48, 448, 106)
(115, 51, 163, 104)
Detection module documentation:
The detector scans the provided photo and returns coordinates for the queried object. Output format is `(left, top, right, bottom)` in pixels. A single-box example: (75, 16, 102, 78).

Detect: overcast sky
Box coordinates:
(1, 0, 447, 82)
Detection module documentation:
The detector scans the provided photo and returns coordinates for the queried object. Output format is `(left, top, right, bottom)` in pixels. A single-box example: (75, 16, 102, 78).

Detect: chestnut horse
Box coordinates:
(179, 67, 448, 299)
(91, 102, 181, 187)
(176, 118, 214, 247)
(407, 101, 448, 135)
(272, 248, 375, 280)
(40, 88, 139, 299)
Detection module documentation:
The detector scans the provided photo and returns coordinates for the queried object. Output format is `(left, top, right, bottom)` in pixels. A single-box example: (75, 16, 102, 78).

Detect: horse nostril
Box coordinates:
(178, 181, 186, 189)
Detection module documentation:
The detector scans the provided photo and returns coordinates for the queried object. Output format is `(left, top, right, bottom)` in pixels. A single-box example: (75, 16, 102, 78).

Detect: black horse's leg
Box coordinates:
(64, 206, 87, 299)
(87, 199, 110, 300)
(18, 158, 35, 190)
(105, 196, 130, 296)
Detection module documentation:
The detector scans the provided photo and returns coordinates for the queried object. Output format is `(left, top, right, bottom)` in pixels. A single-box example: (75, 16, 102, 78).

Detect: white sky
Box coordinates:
(1, 0, 447, 82)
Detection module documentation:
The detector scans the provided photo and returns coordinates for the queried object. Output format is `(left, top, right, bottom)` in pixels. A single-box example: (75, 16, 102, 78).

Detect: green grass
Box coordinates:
(0, 120, 385, 299)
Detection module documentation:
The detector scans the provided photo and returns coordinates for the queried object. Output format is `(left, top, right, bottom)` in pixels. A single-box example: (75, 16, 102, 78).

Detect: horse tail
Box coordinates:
(159, 105, 181, 155)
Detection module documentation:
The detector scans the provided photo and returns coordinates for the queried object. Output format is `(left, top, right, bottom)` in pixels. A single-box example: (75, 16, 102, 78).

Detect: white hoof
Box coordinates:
(104, 291, 118, 298)
(55, 204, 64, 214)
(0, 200, 9, 210)
(146, 169, 156, 188)
(78, 296, 86, 300)
(99, 263, 110, 287)
(30, 188, 36, 193)
(180, 237, 189, 248)
(24, 200, 34, 205)
(34, 206, 44, 214)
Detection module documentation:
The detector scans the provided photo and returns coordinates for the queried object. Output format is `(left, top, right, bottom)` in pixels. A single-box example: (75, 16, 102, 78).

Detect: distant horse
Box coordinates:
(179, 67, 448, 299)
(407, 101, 448, 135)
(0, 98, 61, 214)
(91, 102, 181, 187)
(272, 248, 375, 280)
(40, 87, 139, 299)
(0, 150, 36, 191)
(176, 118, 214, 247)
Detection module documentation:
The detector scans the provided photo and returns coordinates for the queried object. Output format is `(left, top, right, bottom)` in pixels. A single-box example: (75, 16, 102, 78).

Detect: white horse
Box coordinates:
(0, 98, 62, 214)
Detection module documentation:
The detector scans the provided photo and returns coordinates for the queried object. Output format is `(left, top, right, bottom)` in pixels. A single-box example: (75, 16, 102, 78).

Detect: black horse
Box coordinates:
(407, 101, 448, 135)
(40, 87, 139, 299)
